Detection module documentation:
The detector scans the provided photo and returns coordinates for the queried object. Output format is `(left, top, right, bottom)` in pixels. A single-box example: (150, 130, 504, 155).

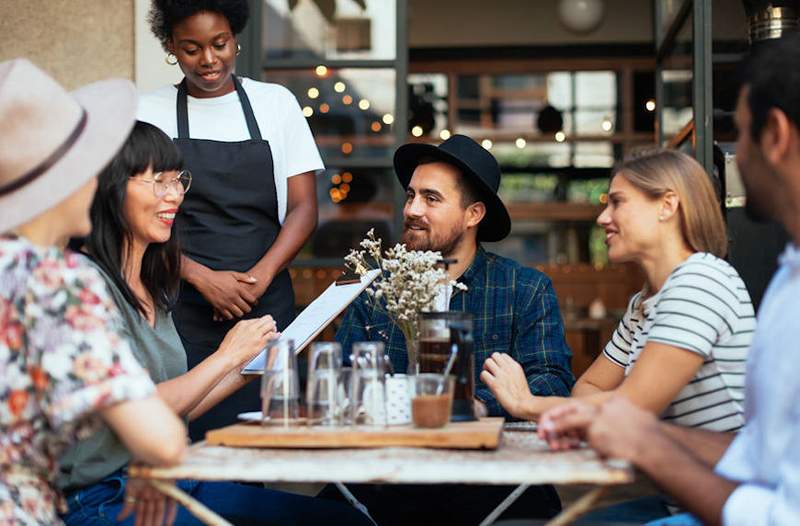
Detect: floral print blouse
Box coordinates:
(0, 236, 155, 525)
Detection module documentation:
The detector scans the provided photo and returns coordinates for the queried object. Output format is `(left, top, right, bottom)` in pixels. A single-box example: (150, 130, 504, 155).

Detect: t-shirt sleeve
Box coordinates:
(281, 89, 324, 177)
(27, 253, 155, 429)
(647, 262, 738, 357)
(602, 293, 639, 368)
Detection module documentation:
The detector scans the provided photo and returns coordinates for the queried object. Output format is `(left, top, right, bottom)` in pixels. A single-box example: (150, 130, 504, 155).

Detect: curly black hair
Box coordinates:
(148, 0, 250, 51)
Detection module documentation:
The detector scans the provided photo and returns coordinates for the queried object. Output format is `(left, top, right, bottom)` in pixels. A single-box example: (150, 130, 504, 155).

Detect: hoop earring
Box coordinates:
(165, 53, 178, 65)
(236, 44, 242, 56)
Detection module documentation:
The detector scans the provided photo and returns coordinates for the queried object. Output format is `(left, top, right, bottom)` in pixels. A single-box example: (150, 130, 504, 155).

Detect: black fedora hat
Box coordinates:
(394, 134, 511, 242)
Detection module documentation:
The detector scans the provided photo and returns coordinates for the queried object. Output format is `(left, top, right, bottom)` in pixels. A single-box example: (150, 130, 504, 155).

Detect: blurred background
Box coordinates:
(2, 0, 793, 377)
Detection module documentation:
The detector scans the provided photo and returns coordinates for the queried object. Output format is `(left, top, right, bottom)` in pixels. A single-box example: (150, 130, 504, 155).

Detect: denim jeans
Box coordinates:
(574, 496, 672, 524)
(62, 470, 372, 526)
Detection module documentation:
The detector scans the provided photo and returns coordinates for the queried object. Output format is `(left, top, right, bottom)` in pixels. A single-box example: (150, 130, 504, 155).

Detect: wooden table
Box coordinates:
(131, 424, 633, 526)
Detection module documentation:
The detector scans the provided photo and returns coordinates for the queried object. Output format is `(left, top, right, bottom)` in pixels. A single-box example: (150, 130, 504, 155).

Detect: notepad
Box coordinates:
(241, 269, 381, 374)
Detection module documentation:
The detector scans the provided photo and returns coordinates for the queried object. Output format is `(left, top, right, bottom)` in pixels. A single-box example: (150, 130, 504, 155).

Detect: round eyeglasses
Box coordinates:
(130, 170, 192, 198)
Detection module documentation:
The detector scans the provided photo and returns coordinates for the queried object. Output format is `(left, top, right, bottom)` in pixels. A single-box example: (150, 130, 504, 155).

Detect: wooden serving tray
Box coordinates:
(205, 417, 504, 450)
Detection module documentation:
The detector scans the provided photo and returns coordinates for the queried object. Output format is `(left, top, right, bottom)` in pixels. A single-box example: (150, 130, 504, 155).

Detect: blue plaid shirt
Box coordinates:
(336, 246, 574, 418)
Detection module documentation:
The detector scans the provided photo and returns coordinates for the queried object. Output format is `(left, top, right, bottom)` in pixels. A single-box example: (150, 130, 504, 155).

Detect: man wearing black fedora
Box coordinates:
(327, 134, 574, 523)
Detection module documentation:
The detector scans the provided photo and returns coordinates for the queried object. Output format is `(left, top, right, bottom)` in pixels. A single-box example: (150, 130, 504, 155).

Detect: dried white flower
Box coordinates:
(343, 230, 469, 370)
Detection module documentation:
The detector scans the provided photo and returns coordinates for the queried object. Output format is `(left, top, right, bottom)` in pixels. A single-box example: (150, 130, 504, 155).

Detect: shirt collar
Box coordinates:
(457, 245, 487, 287)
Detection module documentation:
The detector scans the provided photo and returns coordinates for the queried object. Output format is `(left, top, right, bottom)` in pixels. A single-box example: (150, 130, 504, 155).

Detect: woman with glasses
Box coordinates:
(59, 121, 371, 525)
(138, 0, 321, 440)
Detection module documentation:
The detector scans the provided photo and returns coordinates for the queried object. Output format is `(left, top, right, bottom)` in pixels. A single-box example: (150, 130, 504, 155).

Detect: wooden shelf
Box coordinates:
(506, 202, 604, 222)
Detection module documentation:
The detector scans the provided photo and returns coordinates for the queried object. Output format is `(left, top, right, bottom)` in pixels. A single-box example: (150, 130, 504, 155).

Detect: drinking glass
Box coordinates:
(350, 342, 388, 426)
(409, 373, 455, 429)
(260, 339, 301, 427)
(306, 342, 342, 426)
(336, 367, 354, 426)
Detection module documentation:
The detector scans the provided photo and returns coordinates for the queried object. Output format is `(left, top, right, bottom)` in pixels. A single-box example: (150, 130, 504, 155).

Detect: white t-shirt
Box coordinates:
(603, 252, 755, 432)
(137, 77, 324, 223)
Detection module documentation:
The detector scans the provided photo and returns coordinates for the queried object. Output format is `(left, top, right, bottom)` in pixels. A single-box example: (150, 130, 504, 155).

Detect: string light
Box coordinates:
(307, 87, 319, 99)
(331, 174, 342, 184)
(371, 121, 382, 132)
(411, 126, 423, 137)
(315, 65, 328, 77)
(481, 139, 493, 150)
(382, 114, 394, 125)
(515, 137, 526, 149)
(439, 129, 451, 140)
(319, 103, 330, 113)
(601, 117, 613, 132)
(341, 142, 353, 155)
(555, 131, 566, 142)
(302, 106, 313, 117)
(342, 95, 353, 105)
(358, 99, 370, 110)
(342, 172, 353, 183)
(645, 99, 656, 112)
(334, 82, 346, 92)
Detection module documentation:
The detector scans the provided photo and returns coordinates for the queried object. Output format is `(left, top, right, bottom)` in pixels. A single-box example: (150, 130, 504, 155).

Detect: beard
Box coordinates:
(741, 172, 773, 223)
(402, 220, 465, 256)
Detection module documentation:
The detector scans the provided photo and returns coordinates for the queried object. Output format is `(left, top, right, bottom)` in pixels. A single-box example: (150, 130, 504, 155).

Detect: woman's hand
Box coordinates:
(537, 400, 598, 450)
(117, 477, 177, 526)
(480, 352, 536, 419)
(194, 268, 259, 320)
(216, 314, 278, 368)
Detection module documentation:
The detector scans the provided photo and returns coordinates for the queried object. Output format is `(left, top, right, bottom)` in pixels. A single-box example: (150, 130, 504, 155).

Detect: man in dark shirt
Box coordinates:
(324, 135, 574, 524)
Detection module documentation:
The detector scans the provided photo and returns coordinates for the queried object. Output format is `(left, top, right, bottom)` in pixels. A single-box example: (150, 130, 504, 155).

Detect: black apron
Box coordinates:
(171, 76, 295, 442)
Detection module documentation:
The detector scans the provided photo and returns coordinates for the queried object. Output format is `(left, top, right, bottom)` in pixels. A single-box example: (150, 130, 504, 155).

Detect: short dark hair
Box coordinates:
(416, 156, 485, 209)
(86, 121, 183, 316)
(744, 32, 800, 140)
(148, 0, 250, 52)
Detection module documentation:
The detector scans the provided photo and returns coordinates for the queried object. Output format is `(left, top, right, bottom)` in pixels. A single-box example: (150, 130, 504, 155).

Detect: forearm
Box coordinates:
(659, 422, 736, 468)
(572, 378, 606, 397)
(636, 430, 737, 526)
(156, 351, 236, 417)
(180, 254, 209, 287)
(250, 201, 316, 283)
(188, 368, 254, 421)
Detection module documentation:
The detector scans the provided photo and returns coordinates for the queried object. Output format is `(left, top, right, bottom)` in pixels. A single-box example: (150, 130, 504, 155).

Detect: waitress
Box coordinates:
(139, 0, 321, 440)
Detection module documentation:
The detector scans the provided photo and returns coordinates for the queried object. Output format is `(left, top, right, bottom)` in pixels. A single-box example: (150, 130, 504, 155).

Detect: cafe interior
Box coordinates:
(231, 0, 790, 379)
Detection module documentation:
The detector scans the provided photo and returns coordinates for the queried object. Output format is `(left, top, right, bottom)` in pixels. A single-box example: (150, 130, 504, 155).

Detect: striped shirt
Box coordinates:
(603, 252, 755, 432)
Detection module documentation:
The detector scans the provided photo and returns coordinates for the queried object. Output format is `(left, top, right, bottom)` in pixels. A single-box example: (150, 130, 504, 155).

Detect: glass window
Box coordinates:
(263, 0, 396, 61)
(265, 68, 396, 159)
(408, 73, 449, 139)
(299, 167, 398, 261)
(660, 11, 693, 141)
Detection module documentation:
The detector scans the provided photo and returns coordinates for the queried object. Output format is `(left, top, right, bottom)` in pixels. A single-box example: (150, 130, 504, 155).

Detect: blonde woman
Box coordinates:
(0, 59, 185, 526)
(482, 149, 754, 436)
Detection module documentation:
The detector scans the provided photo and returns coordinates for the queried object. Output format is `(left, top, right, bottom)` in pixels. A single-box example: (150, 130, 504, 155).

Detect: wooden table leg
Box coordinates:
(545, 486, 608, 526)
(147, 480, 233, 526)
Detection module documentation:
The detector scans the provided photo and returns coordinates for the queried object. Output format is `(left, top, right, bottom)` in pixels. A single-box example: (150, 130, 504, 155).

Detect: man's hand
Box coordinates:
(117, 478, 178, 526)
(539, 396, 662, 464)
(193, 269, 259, 321)
(480, 352, 536, 419)
(538, 400, 597, 450)
(585, 396, 661, 462)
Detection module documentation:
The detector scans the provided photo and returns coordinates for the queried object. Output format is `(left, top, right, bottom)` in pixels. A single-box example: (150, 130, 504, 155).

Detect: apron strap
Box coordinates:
(232, 76, 263, 141)
(175, 76, 263, 141)
(176, 79, 190, 139)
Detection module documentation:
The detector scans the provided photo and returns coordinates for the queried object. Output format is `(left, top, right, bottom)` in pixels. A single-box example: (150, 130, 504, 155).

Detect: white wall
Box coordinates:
(134, 0, 182, 92)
